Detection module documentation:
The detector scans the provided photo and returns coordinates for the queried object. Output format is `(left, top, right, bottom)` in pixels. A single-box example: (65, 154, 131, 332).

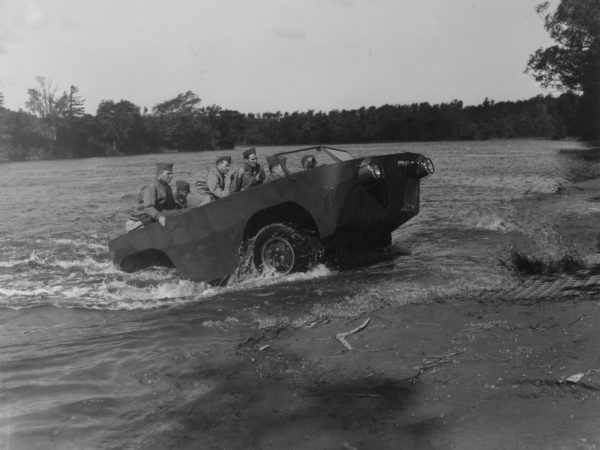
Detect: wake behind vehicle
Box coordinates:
(108, 145, 434, 282)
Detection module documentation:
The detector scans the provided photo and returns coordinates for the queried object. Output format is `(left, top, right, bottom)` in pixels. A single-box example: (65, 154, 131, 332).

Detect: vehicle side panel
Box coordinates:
(110, 165, 356, 281)
(109, 152, 427, 281)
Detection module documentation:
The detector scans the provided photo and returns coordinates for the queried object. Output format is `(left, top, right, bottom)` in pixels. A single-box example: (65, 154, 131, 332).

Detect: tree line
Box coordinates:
(0, 83, 234, 161)
(0, 86, 585, 162)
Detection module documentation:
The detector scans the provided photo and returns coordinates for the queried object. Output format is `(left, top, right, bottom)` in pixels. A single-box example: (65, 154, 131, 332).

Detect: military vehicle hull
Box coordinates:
(108, 147, 433, 281)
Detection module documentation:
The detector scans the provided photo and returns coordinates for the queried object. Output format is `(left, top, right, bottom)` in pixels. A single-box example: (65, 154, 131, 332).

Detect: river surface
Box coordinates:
(0, 139, 597, 449)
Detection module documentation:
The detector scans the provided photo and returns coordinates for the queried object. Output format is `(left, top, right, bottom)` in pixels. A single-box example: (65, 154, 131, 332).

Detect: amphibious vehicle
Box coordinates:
(108, 145, 434, 282)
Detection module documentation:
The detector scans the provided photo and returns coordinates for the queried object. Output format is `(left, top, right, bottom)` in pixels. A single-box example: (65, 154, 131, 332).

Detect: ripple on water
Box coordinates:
(2, 140, 599, 449)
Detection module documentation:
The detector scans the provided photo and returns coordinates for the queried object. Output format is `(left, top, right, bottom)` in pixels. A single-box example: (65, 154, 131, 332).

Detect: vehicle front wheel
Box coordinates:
(252, 223, 323, 275)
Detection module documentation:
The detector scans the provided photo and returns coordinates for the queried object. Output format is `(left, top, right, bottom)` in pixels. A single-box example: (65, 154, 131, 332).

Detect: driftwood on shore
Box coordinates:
(336, 318, 370, 351)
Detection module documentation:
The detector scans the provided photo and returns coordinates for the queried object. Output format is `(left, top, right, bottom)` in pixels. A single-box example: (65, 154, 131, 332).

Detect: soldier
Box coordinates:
(301, 154, 317, 170)
(126, 162, 176, 231)
(174, 180, 190, 209)
(195, 156, 232, 205)
(265, 156, 287, 182)
(230, 147, 266, 193)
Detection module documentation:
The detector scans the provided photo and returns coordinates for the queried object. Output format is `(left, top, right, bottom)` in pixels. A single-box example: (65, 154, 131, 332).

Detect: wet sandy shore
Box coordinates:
(138, 291, 600, 450)
(135, 176, 600, 449)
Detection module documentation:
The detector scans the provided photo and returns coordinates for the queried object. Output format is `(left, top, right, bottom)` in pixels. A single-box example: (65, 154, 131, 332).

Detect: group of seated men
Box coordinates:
(126, 147, 315, 231)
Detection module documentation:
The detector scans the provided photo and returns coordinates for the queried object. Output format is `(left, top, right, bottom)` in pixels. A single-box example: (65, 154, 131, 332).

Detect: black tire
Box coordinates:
(252, 223, 323, 275)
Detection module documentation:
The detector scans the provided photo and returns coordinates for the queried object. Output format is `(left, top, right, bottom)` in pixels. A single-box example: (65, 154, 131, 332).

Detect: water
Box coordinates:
(0, 139, 596, 449)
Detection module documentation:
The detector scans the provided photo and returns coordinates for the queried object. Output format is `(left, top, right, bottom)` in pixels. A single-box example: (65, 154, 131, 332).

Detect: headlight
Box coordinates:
(358, 159, 384, 186)
(413, 157, 434, 179)
(369, 163, 382, 179)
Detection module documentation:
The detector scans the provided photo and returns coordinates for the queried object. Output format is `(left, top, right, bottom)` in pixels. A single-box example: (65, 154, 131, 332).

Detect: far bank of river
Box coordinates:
(1, 137, 591, 164)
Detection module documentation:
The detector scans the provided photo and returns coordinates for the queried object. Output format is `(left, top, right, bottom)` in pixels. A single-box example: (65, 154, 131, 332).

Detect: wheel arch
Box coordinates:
(243, 202, 319, 242)
(119, 248, 174, 272)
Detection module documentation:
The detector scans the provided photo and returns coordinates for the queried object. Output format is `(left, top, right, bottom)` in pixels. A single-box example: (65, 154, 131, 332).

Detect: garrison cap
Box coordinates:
(156, 162, 173, 175)
(216, 156, 232, 165)
(242, 147, 256, 158)
(267, 155, 286, 170)
(175, 180, 190, 192)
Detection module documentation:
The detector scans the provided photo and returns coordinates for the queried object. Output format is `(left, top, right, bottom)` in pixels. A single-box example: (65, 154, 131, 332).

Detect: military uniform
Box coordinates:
(130, 180, 176, 222)
(265, 171, 284, 182)
(126, 163, 176, 231)
(265, 155, 286, 182)
(229, 163, 266, 192)
(196, 168, 231, 202)
(175, 180, 190, 209)
(195, 156, 232, 205)
(229, 149, 265, 193)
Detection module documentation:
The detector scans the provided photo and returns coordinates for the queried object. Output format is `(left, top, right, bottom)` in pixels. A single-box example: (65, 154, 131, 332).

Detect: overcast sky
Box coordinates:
(0, 0, 556, 114)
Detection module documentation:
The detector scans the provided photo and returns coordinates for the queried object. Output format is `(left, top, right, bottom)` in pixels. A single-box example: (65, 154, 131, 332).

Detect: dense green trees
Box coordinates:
(0, 109, 55, 160)
(96, 100, 148, 155)
(150, 91, 210, 151)
(20, 77, 106, 158)
(526, 0, 600, 139)
(0, 83, 587, 161)
(142, 91, 234, 151)
(0, 82, 239, 160)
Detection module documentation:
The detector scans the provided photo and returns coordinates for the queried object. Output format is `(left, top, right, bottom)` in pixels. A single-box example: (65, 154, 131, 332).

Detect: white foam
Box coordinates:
(0, 259, 30, 268)
(236, 264, 332, 288)
(0, 286, 62, 297)
(57, 286, 94, 298)
(85, 267, 332, 310)
(472, 215, 516, 232)
(0, 252, 43, 268)
(51, 238, 107, 251)
(53, 257, 113, 273)
(0, 262, 334, 311)
(0, 253, 113, 276)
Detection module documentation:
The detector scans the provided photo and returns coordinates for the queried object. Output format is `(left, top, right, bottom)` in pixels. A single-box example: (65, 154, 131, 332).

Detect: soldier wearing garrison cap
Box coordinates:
(230, 148, 266, 193)
(195, 155, 233, 205)
(174, 180, 190, 209)
(265, 155, 286, 182)
(126, 162, 177, 231)
(242, 148, 256, 158)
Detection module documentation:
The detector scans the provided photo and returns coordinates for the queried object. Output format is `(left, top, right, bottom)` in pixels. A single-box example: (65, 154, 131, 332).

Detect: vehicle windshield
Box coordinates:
(323, 147, 353, 162)
(274, 146, 353, 174)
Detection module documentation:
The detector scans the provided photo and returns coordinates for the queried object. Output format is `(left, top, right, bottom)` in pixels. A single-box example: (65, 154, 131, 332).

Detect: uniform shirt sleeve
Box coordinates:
(229, 168, 243, 193)
(247, 167, 265, 188)
(207, 170, 229, 199)
(258, 167, 266, 183)
(140, 183, 161, 219)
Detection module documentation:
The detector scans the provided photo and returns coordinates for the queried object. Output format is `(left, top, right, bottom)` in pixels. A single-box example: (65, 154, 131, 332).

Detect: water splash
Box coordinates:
(0, 240, 334, 311)
(462, 205, 519, 232)
(0, 252, 44, 268)
(500, 214, 584, 276)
